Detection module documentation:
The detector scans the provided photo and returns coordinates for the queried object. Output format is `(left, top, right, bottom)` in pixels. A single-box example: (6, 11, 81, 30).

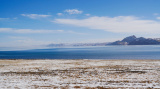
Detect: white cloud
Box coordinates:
(153, 13, 159, 16)
(57, 13, 63, 16)
(85, 14, 90, 16)
(0, 28, 12, 32)
(0, 17, 18, 21)
(0, 18, 9, 20)
(0, 28, 86, 35)
(0, 28, 63, 33)
(67, 30, 88, 35)
(21, 14, 51, 19)
(64, 9, 83, 14)
(14, 29, 64, 33)
(53, 16, 160, 33)
(156, 17, 160, 20)
(13, 17, 17, 19)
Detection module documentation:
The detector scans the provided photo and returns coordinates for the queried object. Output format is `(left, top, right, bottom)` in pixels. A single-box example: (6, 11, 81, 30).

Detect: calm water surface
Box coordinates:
(0, 46, 160, 59)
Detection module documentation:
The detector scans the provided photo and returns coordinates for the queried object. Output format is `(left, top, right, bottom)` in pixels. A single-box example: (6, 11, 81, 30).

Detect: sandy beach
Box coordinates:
(0, 59, 160, 89)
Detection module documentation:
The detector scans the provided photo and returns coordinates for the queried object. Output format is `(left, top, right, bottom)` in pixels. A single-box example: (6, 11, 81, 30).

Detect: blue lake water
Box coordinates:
(0, 46, 160, 59)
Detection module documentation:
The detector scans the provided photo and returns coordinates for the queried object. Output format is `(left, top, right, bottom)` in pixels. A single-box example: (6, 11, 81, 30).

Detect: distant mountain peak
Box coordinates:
(129, 35, 136, 38)
(122, 35, 137, 43)
(125, 35, 136, 39)
(110, 35, 160, 45)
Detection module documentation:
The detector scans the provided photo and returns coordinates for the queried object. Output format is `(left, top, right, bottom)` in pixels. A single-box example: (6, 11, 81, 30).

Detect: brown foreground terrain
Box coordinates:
(0, 59, 160, 89)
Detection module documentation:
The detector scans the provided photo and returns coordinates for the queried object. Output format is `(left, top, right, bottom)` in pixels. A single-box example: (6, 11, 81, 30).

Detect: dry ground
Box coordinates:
(0, 59, 160, 89)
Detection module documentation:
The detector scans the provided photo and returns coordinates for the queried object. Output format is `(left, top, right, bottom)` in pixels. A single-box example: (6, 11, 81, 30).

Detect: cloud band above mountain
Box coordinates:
(0, 28, 63, 33)
(53, 16, 160, 33)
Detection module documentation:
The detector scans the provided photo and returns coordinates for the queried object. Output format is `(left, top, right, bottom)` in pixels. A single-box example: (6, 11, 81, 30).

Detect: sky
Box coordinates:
(1, 0, 160, 50)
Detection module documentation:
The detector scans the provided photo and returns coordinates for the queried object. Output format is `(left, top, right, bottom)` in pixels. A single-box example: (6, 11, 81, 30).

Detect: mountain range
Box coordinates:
(47, 35, 160, 47)
(109, 35, 160, 45)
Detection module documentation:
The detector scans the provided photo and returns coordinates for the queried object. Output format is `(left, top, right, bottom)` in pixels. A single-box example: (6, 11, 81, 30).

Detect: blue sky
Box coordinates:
(1, 0, 160, 50)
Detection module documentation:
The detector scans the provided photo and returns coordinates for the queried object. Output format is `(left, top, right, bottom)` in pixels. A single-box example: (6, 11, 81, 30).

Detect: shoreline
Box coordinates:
(0, 59, 160, 88)
(0, 59, 160, 60)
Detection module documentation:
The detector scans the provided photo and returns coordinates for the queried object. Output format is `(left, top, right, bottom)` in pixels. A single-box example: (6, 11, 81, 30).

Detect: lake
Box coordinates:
(0, 45, 160, 59)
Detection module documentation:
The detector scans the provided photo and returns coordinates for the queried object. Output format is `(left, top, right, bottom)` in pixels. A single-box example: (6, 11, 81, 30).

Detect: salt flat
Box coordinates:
(0, 59, 160, 89)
